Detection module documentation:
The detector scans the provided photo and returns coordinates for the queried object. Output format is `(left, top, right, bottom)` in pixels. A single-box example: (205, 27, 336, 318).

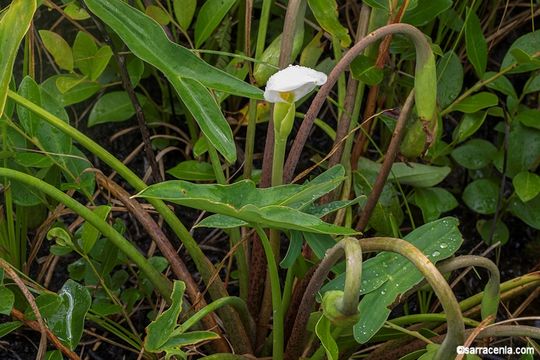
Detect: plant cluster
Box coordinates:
(0, 0, 539, 359)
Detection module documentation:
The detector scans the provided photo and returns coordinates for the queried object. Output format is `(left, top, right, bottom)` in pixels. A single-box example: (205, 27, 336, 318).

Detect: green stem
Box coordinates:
(360, 237, 465, 360)
(254, 0, 274, 59)
(182, 296, 255, 338)
(383, 321, 434, 344)
(1, 121, 18, 268)
(243, 98, 258, 179)
(208, 144, 249, 301)
(390, 313, 480, 328)
(272, 137, 286, 187)
(7, 90, 253, 354)
(254, 225, 283, 360)
(0, 167, 171, 298)
(437, 255, 500, 321)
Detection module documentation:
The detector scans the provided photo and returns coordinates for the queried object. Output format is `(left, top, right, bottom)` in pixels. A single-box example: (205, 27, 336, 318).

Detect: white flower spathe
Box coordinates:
(264, 65, 327, 103)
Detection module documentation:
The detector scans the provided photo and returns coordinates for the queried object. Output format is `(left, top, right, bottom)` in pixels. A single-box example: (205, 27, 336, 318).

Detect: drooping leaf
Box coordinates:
(0, 0, 36, 117)
(504, 121, 540, 178)
(307, 0, 351, 47)
(482, 72, 517, 99)
(515, 109, 540, 130)
(464, 9, 487, 77)
(137, 165, 355, 234)
(41, 75, 101, 107)
(194, 0, 237, 47)
(172, 77, 237, 163)
(83, 0, 263, 99)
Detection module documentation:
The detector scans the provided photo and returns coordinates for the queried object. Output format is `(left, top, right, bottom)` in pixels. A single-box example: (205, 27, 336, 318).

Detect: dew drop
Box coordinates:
(440, 243, 448, 249)
(432, 250, 440, 257)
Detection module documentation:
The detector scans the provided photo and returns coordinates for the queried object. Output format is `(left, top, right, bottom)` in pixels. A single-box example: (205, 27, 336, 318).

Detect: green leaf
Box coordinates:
(88, 91, 147, 127)
(160, 331, 219, 349)
(452, 111, 487, 143)
(482, 72, 517, 99)
(45, 350, 64, 360)
(513, 171, 540, 202)
(173, 0, 197, 30)
(14, 152, 54, 168)
(172, 77, 236, 163)
(509, 195, 540, 230)
(146, 5, 170, 25)
(145, 281, 186, 352)
(413, 187, 458, 222)
(64, 2, 90, 20)
(80, 205, 112, 254)
(315, 315, 339, 360)
(137, 165, 355, 234)
(463, 179, 499, 215)
(403, 0, 452, 26)
(515, 109, 540, 130)
(350, 55, 383, 85)
(307, 0, 351, 47)
(505, 121, 540, 178)
(357, 157, 451, 188)
(83, 0, 262, 99)
(0, 287, 15, 315)
(194, 0, 237, 47)
(167, 160, 215, 181)
(42, 75, 101, 107)
(0, 0, 36, 117)
(197, 214, 248, 229)
(436, 50, 463, 108)
(40, 280, 91, 350)
(39, 30, 74, 72)
(451, 139, 497, 170)
(465, 9, 487, 78)
(450, 92, 498, 113)
(280, 231, 303, 269)
(476, 219, 509, 245)
(73, 31, 98, 77)
(347, 218, 462, 343)
(0, 321, 22, 338)
(90, 46, 113, 81)
(501, 30, 540, 73)
(354, 171, 403, 235)
(523, 73, 540, 95)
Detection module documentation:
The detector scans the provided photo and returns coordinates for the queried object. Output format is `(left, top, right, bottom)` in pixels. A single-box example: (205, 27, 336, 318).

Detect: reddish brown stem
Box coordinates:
(355, 90, 415, 232)
(350, 1, 410, 168)
(95, 173, 230, 353)
(11, 308, 80, 360)
(283, 23, 428, 184)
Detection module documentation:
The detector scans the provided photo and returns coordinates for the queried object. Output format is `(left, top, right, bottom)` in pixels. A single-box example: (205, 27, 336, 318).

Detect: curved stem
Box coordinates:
(359, 237, 464, 360)
(254, 225, 284, 360)
(284, 23, 432, 183)
(437, 255, 500, 321)
(7, 90, 253, 354)
(390, 313, 480, 328)
(355, 90, 415, 231)
(285, 237, 362, 360)
(0, 168, 171, 298)
(182, 296, 256, 341)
